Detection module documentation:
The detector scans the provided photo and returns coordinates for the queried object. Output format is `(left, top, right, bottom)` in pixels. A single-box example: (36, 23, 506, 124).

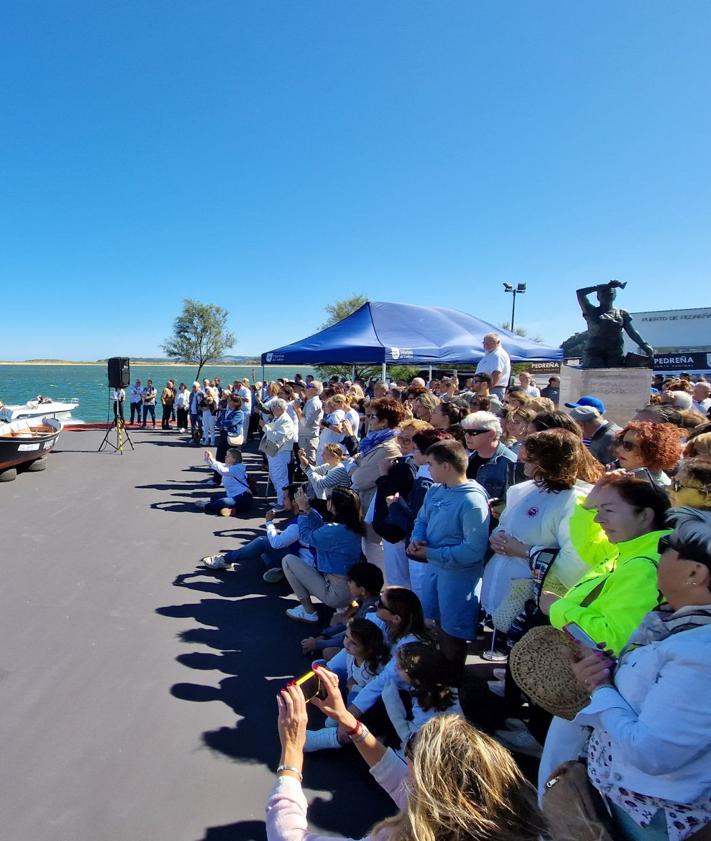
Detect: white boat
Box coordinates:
(0, 396, 80, 423)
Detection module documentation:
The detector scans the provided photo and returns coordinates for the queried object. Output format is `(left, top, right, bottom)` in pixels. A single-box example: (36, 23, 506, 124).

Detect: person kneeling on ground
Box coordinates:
(201, 483, 316, 582)
(196, 448, 252, 517)
(268, 668, 548, 841)
(282, 486, 366, 624)
(300, 561, 383, 658)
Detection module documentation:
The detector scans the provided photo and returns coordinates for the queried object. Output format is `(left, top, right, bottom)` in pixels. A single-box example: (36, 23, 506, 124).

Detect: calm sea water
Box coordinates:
(0, 364, 318, 422)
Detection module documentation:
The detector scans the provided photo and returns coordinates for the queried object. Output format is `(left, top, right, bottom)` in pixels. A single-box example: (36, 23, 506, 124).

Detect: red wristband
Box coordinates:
(347, 721, 362, 738)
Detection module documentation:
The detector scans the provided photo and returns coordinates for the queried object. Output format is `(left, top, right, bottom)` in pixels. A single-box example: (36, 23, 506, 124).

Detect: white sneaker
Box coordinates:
(494, 727, 543, 758)
(201, 554, 228, 569)
(493, 668, 507, 681)
(286, 604, 319, 623)
(263, 568, 285, 584)
(487, 679, 505, 698)
(304, 727, 341, 752)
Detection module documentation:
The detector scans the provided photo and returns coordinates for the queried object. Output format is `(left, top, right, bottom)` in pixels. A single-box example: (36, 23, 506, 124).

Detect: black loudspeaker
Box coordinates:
(107, 357, 131, 389)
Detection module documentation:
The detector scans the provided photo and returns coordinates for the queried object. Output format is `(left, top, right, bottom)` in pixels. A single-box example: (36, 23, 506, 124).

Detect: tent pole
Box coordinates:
(428, 365, 432, 383)
(382, 362, 386, 383)
(261, 364, 265, 386)
(351, 364, 355, 381)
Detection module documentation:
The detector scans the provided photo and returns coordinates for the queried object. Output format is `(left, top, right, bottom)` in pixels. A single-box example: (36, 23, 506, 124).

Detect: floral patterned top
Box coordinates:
(588, 728, 711, 841)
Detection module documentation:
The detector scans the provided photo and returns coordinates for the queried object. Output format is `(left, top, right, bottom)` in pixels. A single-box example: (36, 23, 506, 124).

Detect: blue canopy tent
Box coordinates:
(261, 301, 561, 379)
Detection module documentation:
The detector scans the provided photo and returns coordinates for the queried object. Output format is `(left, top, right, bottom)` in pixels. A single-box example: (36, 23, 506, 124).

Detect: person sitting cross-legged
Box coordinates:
(200, 483, 316, 582)
(196, 448, 253, 517)
(281, 486, 365, 623)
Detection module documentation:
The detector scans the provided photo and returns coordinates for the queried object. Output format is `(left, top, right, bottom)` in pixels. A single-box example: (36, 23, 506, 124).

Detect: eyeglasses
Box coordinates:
(618, 438, 638, 451)
(672, 477, 711, 494)
(464, 428, 489, 436)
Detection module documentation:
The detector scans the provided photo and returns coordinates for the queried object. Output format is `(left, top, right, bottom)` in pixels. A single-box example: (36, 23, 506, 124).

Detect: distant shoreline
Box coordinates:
(0, 361, 299, 367)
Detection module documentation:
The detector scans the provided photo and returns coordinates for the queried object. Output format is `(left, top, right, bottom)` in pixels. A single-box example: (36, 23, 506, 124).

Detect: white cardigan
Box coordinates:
(577, 619, 711, 804)
(264, 413, 296, 456)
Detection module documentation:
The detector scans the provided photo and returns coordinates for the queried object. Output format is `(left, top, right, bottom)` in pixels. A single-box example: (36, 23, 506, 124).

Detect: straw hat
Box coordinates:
(509, 626, 590, 720)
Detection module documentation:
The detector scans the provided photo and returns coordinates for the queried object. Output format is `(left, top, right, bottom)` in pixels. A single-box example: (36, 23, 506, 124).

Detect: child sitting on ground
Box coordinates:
(300, 562, 383, 659)
(304, 617, 390, 752)
(196, 448, 252, 516)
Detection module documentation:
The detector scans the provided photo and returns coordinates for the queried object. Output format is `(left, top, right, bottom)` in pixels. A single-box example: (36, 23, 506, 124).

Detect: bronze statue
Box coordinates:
(576, 280, 653, 368)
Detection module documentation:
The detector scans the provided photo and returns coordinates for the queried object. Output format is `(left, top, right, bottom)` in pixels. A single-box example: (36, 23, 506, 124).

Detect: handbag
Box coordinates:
(542, 761, 616, 841)
(492, 578, 535, 633)
(227, 432, 244, 447)
(258, 435, 280, 458)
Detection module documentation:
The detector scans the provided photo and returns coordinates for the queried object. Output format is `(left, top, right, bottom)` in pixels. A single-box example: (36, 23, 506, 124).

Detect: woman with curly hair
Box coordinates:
(269, 670, 548, 841)
(615, 421, 683, 486)
(482, 429, 604, 616)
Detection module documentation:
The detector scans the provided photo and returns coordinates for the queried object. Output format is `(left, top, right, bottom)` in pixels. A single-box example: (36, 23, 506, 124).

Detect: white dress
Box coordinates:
(481, 479, 591, 615)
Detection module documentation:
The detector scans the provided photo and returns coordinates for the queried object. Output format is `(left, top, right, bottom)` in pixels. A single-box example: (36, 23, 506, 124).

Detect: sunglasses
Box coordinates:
(375, 595, 393, 613)
(672, 478, 711, 494)
(464, 428, 489, 436)
(618, 438, 637, 452)
(658, 534, 672, 554)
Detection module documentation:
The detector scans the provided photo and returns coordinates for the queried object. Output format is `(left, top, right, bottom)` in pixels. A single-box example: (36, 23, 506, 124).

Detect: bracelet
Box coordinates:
(351, 724, 370, 744)
(346, 720, 362, 737)
(277, 764, 303, 782)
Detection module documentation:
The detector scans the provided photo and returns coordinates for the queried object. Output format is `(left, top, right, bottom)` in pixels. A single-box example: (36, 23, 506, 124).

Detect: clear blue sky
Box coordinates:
(1, 1, 709, 360)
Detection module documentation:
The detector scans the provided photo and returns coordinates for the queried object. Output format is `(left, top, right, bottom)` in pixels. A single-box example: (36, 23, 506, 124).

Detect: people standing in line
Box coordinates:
(112, 385, 125, 423)
(141, 379, 157, 428)
(188, 381, 202, 438)
(129, 378, 143, 425)
(475, 332, 511, 399)
(161, 380, 175, 430)
(175, 383, 189, 433)
(294, 379, 323, 465)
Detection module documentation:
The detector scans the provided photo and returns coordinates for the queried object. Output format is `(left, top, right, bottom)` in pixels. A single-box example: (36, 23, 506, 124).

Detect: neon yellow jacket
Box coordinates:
(549, 529, 668, 656)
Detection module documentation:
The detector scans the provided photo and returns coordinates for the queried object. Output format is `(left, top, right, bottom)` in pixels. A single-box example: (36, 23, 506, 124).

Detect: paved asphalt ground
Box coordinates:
(1, 426, 511, 841)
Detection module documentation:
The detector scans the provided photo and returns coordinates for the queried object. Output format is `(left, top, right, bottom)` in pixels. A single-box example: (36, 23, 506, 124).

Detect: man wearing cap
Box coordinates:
(475, 333, 511, 399)
(565, 396, 621, 466)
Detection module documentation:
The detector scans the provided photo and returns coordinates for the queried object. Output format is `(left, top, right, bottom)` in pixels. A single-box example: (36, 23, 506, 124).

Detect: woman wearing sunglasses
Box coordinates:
(569, 508, 711, 841)
(269, 667, 547, 841)
(671, 459, 711, 510)
(614, 421, 683, 487)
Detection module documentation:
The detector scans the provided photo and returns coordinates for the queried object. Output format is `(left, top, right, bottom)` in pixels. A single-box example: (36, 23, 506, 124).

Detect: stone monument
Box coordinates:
(559, 280, 654, 426)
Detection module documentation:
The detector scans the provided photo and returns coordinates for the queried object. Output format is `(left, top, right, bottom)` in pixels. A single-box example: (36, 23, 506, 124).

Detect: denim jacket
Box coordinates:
(466, 442, 518, 500)
(221, 408, 245, 437)
(297, 509, 362, 576)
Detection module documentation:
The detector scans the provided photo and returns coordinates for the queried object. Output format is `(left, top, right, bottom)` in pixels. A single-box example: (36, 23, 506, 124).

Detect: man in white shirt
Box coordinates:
(518, 371, 540, 397)
(475, 333, 511, 399)
(693, 382, 711, 416)
(112, 386, 126, 422)
(238, 378, 252, 415)
(129, 379, 143, 425)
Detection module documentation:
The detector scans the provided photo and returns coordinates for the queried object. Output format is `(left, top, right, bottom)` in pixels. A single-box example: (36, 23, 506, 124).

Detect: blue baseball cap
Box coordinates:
(564, 395, 606, 414)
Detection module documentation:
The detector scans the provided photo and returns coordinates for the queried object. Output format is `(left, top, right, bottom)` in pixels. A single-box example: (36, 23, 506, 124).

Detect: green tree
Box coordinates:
(319, 294, 369, 330)
(560, 330, 588, 359)
(162, 299, 236, 381)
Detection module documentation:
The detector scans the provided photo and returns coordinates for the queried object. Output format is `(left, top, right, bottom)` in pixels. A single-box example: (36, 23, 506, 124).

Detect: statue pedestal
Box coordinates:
(559, 366, 650, 427)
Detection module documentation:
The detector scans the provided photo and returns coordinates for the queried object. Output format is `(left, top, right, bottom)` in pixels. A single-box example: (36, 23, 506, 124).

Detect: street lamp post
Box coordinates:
(503, 282, 527, 332)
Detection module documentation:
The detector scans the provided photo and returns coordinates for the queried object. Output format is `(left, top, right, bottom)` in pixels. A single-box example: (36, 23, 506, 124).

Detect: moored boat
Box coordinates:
(0, 417, 63, 480)
(0, 396, 79, 423)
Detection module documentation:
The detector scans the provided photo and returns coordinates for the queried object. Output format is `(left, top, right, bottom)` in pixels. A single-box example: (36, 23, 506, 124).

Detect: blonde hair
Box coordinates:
(329, 394, 348, 409)
(399, 419, 432, 434)
(527, 396, 556, 414)
(373, 715, 546, 841)
(414, 392, 440, 413)
(323, 443, 345, 460)
(685, 432, 711, 460)
(268, 382, 280, 397)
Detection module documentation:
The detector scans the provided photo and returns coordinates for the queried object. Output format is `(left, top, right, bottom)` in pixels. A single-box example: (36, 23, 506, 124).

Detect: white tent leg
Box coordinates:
(381, 362, 386, 383)
(428, 365, 432, 382)
(351, 364, 356, 381)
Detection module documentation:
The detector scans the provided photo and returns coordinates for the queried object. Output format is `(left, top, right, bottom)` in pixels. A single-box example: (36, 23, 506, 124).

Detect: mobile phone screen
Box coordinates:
(294, 670, 321, 702)
(563, 622, 597, 649)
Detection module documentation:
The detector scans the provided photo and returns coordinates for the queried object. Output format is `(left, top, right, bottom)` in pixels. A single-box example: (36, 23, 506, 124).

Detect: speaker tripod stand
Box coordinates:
(98, 395, 134, 454)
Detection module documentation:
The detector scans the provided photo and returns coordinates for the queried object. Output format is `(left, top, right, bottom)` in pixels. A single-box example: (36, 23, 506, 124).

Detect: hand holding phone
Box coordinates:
(563, 622, 597, 650)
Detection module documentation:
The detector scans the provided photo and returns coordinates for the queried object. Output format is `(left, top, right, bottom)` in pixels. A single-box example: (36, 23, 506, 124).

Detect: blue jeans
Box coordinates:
(142, 404, 156, 425)
(204, 492, 252, 515)
(223, 534, 291, 570)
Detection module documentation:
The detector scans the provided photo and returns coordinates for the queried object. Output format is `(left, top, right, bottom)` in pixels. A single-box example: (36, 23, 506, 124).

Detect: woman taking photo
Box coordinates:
(571, 507, 711, 841)
(269, 668, 548, 841)
(281, 487, 365, 623)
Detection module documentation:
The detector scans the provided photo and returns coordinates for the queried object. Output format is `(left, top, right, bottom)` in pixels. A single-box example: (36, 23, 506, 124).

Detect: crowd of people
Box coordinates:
(183, 335, 711, 841)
